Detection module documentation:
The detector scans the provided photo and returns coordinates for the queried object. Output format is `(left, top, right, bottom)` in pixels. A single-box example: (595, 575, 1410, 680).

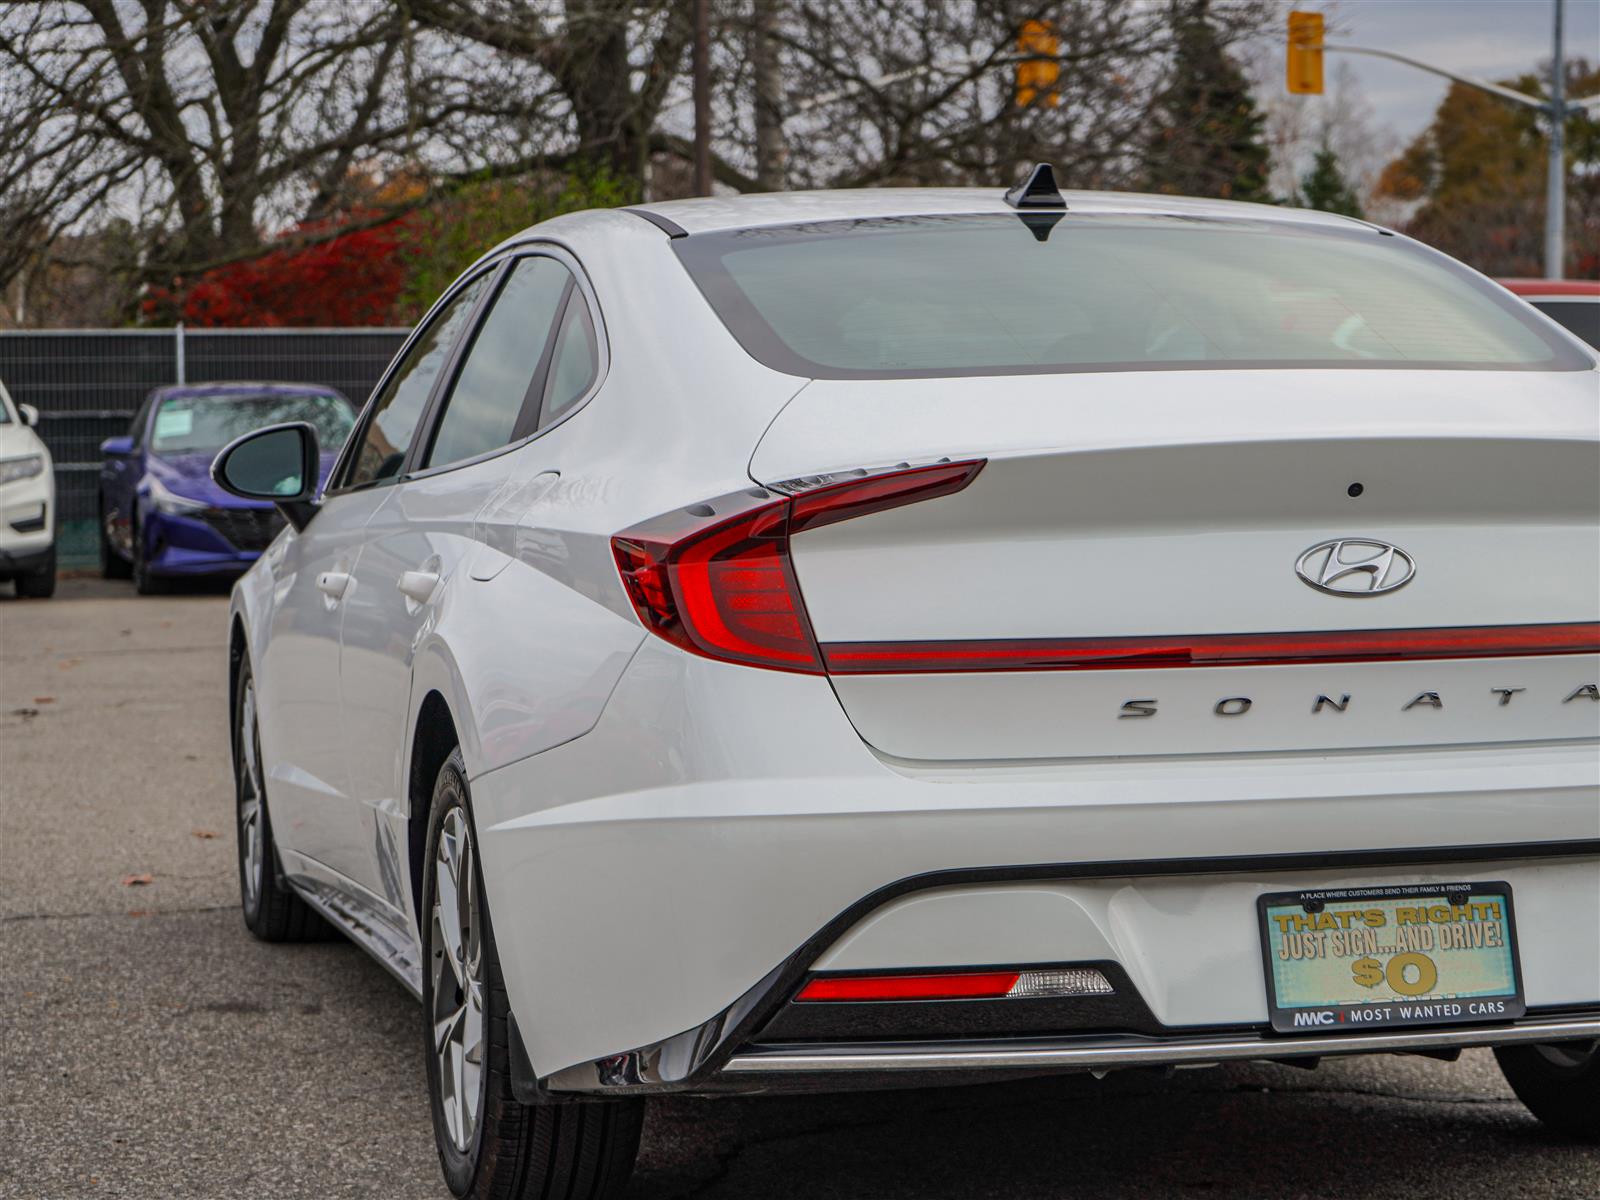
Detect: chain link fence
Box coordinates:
(0, 327, 406, 566)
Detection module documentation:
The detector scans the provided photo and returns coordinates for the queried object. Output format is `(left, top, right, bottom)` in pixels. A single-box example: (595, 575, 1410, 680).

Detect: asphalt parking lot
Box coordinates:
(3, 577, 1597, 1200)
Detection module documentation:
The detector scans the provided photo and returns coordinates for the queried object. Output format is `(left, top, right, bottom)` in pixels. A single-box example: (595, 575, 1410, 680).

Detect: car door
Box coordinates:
(338, 250, 596, 907)
(258, 270, 494, 896)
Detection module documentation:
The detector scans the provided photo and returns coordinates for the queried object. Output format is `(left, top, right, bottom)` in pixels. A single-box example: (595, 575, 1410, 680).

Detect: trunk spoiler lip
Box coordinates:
(820, 622, 1600, 675)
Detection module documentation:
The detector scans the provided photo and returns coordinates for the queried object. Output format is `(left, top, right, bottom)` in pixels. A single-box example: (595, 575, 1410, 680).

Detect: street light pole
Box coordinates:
(1546, 0, 1565, 280)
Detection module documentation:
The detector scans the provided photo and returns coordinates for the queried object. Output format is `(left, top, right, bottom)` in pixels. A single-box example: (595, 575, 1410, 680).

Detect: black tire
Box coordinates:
(421, 749, 643, 1200)
(1495, 1041, 1600, 1141)
(15, 548, 55, 598)
(234, 657, 327, 941)
(132, 521, 169, 595)
(100, 504, 131, 579)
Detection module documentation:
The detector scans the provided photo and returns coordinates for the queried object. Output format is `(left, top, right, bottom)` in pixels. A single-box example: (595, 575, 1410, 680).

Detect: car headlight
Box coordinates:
(0, 454, 44, 486)
(147, 475, 210, 516)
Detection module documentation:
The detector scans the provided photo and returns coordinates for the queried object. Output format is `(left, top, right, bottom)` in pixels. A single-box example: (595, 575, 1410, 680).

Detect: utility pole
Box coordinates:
(692, 0, 713, 196)
(1546, 0, 1565, 279)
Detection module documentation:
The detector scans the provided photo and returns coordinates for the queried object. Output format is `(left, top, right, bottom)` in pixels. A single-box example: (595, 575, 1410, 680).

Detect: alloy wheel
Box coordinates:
(237, 680, 265, 913)
(430, 806, 486, 1154)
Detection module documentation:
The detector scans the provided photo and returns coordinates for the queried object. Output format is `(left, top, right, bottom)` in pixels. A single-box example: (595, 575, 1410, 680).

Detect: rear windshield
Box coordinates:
(674, 214, 1590, 378)
(151, 391, 354, 456)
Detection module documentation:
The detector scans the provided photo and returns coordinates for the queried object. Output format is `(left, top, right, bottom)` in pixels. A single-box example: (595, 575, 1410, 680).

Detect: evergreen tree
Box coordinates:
(1145, 0, 1272, 202)
(1298, 145, 1365, 218)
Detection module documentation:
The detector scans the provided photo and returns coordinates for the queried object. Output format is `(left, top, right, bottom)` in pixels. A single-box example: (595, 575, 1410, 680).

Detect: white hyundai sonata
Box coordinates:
(215, 171, 1600, 1197)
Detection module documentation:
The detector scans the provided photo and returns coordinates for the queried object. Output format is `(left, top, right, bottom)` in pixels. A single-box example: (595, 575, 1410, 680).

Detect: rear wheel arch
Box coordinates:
(408, 689, 460, 928)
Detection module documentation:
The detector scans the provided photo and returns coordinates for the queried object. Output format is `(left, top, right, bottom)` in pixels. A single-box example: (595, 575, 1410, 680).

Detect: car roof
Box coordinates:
(148, 381, 349, 402)
(1497, 278, 1600, 298)
(626, 186, 1377, 238)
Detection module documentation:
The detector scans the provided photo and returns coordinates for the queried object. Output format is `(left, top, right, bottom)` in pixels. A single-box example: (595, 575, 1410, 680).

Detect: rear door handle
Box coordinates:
(397, 570, 440, 606)
(316, 571, 351, 600)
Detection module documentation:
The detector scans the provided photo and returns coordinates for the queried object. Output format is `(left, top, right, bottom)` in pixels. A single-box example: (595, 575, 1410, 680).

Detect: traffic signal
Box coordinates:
(1287, 11, 1324, 95)
(1016, 19, 1060, 108)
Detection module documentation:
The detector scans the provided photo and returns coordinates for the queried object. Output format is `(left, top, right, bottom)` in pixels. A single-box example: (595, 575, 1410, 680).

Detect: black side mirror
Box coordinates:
(212, 422, 320, 532)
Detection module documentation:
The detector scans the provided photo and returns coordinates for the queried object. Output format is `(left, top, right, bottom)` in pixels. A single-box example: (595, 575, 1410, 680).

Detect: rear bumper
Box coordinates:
(725, 1013, 1600, 1077)
(469, 641, 1600, 1091)
(540, 1011, 1600, 1097)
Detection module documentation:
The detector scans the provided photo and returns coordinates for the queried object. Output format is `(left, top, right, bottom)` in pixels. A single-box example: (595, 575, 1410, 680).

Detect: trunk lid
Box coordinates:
(750, 369, 1600, 760)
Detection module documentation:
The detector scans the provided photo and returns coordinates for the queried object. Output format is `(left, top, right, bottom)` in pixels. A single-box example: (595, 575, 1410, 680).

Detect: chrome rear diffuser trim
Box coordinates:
(722, 1016, 1600, 1075)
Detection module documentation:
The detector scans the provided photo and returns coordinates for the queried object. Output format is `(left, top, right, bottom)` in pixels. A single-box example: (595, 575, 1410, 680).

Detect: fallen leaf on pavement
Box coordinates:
(33, 696, 55, 705)
(121, 873, 154, 886)
(190, 829, 220, 840)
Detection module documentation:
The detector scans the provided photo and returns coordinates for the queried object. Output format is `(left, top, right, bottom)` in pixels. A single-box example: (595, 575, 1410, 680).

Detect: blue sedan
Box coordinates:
(99, 382, 353, 593)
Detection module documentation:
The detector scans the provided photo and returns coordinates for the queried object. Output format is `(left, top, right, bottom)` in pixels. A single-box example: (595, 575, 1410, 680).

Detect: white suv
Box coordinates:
(0, 379, 55, 598)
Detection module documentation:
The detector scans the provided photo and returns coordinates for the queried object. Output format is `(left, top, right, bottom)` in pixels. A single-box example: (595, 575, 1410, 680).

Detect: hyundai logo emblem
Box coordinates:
(1296, 538, 1416, 596)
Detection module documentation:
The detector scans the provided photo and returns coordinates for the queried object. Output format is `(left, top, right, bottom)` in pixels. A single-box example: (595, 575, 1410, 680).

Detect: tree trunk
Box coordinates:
(692, 0, 713, 195)
(751, 0, 787, 190)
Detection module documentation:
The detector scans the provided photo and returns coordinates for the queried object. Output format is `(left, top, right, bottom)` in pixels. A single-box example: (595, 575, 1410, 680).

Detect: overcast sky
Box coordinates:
(1311, 0, 1600, 139)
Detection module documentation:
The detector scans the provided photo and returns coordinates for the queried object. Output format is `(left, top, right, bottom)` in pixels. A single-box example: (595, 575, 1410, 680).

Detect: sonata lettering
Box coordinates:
(1117, 683, 1596, 719)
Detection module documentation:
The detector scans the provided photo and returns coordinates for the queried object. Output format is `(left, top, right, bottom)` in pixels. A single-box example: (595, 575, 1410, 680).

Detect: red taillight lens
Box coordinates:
(612, 461, 985, 673)
(820, 621, 1600, 674)
(796, 971, 1023, 1002)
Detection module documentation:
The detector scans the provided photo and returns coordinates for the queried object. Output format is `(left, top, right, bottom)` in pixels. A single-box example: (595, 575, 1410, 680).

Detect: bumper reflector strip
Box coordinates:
(796, 967, 1115, 1003)
(821, 622, 1600, 674)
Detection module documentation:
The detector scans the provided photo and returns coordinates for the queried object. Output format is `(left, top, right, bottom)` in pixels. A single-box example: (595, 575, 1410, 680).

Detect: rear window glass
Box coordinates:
(675, 214, 1588, 378)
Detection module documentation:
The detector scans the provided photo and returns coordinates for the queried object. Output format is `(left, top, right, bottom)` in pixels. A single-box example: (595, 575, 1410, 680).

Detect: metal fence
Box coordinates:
(0, 326, 407, 565)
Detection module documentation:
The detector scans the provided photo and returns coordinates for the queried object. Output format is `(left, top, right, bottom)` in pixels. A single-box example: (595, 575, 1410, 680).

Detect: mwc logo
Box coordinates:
(1292, 1010, 1337, 1027)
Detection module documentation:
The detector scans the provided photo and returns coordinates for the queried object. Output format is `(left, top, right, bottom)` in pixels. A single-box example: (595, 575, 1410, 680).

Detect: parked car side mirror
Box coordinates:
(18, 403, 39, 428)
(101, 434, 134, 456)
(211, 422, 321, 532)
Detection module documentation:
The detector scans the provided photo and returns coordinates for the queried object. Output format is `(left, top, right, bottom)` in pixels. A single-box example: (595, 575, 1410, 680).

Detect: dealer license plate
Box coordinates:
(1258, 882, 1523, 1033)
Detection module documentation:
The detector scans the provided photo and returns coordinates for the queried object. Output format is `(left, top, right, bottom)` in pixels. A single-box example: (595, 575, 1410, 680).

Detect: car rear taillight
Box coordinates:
(612, 460, 985, 673)
(795, 966, 1115, 1002)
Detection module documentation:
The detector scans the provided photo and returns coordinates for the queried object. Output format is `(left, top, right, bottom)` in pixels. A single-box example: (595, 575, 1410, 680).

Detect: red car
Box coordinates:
(1497, 278, 1599, 349)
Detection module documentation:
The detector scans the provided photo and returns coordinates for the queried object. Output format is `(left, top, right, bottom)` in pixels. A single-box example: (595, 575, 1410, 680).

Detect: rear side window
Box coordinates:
(424, 257, 572, 469)
(540, 294, 599, 427)
(675, 214, 1588, 378)
(345, 273, 491, 488)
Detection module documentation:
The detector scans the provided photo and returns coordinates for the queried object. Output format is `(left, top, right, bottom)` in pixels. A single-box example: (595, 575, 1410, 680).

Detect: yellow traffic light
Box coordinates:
(1287, 11, 1324, 95)
(1017, 19, 1060, 108)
